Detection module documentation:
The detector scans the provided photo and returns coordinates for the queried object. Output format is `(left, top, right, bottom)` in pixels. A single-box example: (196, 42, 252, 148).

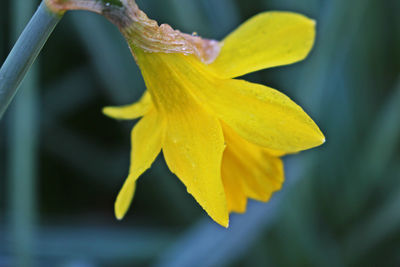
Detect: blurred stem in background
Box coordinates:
(7, 1, 41, 266)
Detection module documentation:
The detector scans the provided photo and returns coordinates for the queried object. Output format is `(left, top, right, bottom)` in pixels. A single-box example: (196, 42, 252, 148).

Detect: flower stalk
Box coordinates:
(0, 2, 62, 119)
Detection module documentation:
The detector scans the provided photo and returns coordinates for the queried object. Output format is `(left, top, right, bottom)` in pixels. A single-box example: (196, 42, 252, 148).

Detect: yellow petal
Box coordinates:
(115, 110, 164, 220)
(162, 104, 229, 227)
(103, 91, 152, 120)
(133, 49, 324, 153)
(263, 148, 288, 157)
(202, 78, 325, 153)
(242, 152, 283, 202)
(221, 157, 248, 213)
(115, 176, 136, 220)
(210, 11, 316, 78)
(222, 124, 284, 202)
(133, 48, 229, 227)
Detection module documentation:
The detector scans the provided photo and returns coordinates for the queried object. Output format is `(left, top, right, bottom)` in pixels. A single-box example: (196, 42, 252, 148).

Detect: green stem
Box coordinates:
(0, 2, 62, 119)
(7, 0, 41, 265)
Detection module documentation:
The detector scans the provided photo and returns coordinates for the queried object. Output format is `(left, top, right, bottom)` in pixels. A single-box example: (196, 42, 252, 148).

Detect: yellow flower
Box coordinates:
(103, 10, 325, 227)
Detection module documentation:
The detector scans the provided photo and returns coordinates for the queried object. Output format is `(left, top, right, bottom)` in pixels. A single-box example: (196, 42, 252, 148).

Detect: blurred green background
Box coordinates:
(1, 0, 400, 266)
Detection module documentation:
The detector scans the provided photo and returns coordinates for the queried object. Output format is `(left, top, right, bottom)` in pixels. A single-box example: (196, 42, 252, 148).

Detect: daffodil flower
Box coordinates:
(46, 0, 325, 227)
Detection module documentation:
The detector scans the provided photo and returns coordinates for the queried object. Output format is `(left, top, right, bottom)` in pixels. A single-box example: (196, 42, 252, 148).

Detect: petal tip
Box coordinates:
(317, 131, 326, 145)
(221, 219, 229, 228)
(310, 19, 317, 27)
(311, 125, 326, 147)
(102, 106, 115, 118)
(114, 207, 126, 221)
(103, 106, 126, 120)
(209, 210, 229, 228)
(114, 177, 136, 221)
(218, 212, 230, 228)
